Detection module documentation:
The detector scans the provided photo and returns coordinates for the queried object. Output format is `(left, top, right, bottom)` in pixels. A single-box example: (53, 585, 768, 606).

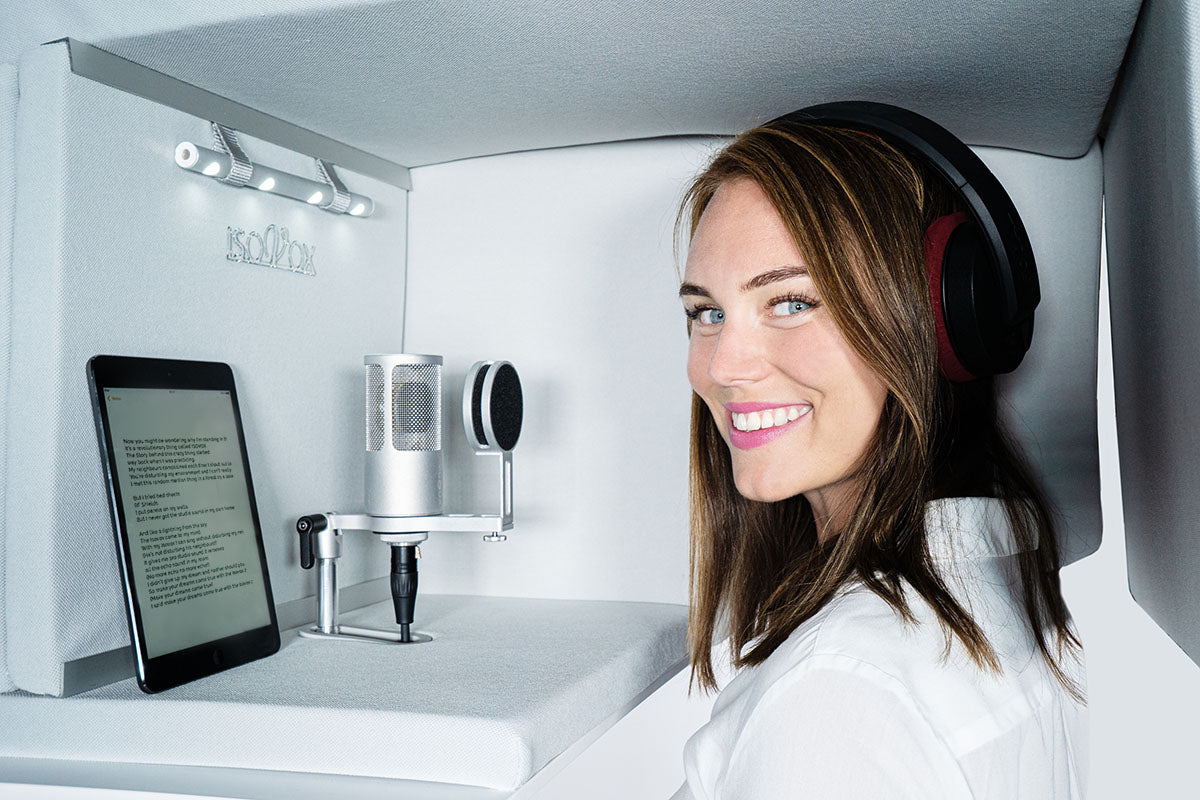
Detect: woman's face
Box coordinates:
(681, 178, 888, 528)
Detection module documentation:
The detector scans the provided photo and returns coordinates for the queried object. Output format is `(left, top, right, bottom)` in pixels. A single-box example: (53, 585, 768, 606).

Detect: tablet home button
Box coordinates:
(212, 648, 223, 666)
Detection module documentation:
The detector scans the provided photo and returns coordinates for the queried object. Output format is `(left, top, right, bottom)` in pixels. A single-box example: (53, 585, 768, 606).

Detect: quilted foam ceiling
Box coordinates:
(4, 0, 1142, 167)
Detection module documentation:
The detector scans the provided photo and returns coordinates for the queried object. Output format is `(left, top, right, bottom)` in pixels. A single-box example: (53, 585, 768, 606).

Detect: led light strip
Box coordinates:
(174, 140, 375, 217)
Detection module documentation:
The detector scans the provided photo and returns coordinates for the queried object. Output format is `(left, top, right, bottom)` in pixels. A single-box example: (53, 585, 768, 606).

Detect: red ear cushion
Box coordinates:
(924, 212, 977, 382)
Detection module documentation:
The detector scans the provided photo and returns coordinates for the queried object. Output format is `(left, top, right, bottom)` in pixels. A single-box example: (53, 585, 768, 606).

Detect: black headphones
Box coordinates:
(771, 102, 1039, 382)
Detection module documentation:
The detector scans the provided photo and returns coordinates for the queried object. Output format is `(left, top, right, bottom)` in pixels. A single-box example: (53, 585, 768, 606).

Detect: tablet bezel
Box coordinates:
(88, 355, 280, 693)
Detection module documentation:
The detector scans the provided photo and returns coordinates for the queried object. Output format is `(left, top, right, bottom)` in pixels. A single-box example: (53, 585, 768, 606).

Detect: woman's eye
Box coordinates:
(686, 307, 724, 326)
(771, 298, 813, 317)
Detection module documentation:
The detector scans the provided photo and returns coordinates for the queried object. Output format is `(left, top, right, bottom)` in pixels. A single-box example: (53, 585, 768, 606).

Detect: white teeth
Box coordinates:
(731, 405, 811, 432)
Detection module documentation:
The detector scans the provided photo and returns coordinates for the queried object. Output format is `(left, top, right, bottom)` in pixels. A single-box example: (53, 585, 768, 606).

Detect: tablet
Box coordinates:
(88, 355, 280, 693)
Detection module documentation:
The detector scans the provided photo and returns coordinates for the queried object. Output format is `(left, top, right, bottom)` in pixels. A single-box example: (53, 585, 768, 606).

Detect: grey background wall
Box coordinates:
(404, 138, 711, 605)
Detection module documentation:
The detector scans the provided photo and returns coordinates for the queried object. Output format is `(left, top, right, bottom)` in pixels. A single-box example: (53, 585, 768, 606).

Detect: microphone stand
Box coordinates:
(294, 450, 514, 645)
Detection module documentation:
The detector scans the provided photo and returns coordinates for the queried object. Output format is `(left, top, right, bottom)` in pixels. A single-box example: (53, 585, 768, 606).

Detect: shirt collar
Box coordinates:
(923, 496, 1035, 561)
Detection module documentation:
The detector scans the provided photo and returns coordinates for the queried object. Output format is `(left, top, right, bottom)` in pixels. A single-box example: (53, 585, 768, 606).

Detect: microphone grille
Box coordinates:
(391, 364, 441, 451)
(365, 364, 386, 451)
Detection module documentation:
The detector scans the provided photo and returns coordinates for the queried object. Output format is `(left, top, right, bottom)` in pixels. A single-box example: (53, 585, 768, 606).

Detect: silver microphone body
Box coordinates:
(364, 353, 443, 517)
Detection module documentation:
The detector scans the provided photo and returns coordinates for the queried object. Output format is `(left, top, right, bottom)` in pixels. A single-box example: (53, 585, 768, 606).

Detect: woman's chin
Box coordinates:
(732, 470, 796, 503)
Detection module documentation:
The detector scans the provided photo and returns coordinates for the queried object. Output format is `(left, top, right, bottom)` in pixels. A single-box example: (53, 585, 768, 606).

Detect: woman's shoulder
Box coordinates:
(810, 576, 967, 670)
(761, 580, 958, 701)
(770, 574, 1074, 756)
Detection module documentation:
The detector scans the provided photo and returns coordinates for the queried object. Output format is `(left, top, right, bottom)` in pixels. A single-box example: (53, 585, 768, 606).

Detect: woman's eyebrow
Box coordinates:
(678, 266, 809, 299)
(740, 266, 809, 292)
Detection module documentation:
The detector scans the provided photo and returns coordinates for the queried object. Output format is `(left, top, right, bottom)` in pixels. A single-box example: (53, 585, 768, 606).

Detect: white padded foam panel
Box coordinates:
(0, 594, 688, 791)
(0, 61, 17, 693)
(4, 42, 405, 695)
(1103, 0, 1200, 666)
(406, 138, 712, 605)
(1, 0, 1141, 163)
(403, 138, 1102, 606)
(981, 143, 1104, 566)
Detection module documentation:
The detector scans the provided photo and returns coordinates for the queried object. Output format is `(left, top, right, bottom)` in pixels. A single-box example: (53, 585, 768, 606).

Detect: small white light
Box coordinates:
(172, 140, 373, 217)
(174, 141, 199, 168)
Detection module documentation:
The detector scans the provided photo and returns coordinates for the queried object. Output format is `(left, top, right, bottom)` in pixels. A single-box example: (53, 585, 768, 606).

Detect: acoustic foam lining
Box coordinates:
(0, 0, 1144, 165)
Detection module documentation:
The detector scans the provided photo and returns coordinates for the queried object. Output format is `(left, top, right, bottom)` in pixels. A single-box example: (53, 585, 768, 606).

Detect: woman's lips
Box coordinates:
(726, 404, 812, 450)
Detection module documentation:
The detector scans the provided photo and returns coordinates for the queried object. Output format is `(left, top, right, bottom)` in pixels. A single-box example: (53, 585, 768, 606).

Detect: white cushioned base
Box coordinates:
(0, 594, 688, 791)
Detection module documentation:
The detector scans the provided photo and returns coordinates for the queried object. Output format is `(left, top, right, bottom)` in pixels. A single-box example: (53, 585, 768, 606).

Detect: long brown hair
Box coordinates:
(679, 120, 1084, 703)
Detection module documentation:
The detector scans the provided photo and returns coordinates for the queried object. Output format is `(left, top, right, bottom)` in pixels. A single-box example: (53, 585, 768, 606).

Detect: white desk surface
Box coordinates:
(0, 594, 688, 797)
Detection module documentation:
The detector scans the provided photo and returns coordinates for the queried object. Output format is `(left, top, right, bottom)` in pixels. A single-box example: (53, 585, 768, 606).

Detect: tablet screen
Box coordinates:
(102, 386, 273, 658)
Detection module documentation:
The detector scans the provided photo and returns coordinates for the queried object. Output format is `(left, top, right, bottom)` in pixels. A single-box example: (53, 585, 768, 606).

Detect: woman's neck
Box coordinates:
(805, 482, 859, 545)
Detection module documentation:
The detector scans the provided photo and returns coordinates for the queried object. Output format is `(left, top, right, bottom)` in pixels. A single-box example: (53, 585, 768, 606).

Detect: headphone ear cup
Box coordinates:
(924, 213, 977, 382)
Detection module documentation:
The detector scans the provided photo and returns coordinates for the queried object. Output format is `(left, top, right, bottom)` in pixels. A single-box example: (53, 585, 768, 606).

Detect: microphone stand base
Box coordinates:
(298, 625, 433, 645)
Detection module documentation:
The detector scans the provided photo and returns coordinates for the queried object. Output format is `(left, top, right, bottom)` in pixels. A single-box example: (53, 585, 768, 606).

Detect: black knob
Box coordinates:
(296, 515, 327, 569)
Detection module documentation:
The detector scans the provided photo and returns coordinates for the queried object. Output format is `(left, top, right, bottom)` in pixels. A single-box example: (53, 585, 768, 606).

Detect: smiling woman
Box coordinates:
(681, 177, 889, 531)
(671, 113, 1087, 799)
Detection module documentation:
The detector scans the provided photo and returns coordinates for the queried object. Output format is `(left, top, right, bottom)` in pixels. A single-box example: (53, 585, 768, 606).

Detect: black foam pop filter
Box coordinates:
(488, 363, 523, 451)
(463, 360, 523, 452)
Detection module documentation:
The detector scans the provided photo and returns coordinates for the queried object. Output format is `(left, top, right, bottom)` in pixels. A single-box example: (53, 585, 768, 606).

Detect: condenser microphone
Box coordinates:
(364, 353, 443, 517)
(295, 354, 522, 647)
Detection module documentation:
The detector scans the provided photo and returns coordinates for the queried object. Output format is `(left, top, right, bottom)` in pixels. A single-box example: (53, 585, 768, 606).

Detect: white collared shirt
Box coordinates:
(671, 496, 1088, 799)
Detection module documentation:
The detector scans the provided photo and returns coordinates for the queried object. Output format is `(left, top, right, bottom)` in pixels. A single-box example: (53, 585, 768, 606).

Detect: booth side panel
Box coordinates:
(0, 61, 17, 693)
(4, 43, 406, 696)
(6, 44, 72, 695)
(1103, 0, 1200, 663)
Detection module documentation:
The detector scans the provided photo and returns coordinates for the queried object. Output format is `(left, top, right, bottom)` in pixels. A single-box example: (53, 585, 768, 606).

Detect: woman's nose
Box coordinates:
(705, 323, 770, 386)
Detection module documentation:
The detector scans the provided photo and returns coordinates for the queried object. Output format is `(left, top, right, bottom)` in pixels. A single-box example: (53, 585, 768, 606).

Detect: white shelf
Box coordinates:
(0, 594, 688, 797)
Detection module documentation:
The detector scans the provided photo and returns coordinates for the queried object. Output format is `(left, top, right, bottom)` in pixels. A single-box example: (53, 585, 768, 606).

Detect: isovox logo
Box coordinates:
(226, 225, 317, 276)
